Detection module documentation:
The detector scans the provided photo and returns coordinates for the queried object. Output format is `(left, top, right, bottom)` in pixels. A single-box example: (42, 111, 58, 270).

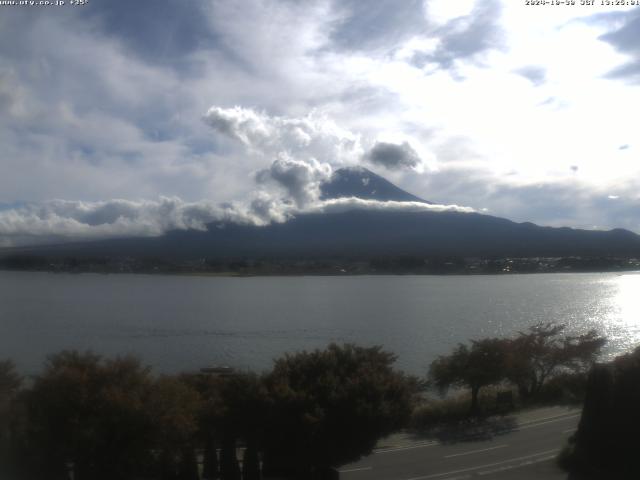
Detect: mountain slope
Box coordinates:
(9, 209, 640, 260)
(320, 167, 429, 203)
(3, 168, 640, 260)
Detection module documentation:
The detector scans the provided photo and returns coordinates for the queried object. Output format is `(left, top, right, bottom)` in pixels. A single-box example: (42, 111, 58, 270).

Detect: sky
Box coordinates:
(1, 0, 640, 246)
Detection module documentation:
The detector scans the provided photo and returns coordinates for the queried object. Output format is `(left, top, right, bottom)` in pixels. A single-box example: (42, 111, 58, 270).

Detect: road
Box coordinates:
(338, 408, 579, 480)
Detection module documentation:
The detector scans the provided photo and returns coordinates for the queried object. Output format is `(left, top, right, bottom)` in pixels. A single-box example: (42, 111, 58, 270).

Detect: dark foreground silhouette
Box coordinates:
(0, 345, 417, 480)
(0, 326, 628, 480)
(560, 346, 640, 480)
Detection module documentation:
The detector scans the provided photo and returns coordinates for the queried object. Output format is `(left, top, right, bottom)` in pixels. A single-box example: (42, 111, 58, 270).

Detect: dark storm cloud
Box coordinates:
(596, 8, 640, 82)
(412, 0, 504, 71)
(329, 0, 427, 51)
(514, 66, 547, 86)
(365, 142, 422, 170)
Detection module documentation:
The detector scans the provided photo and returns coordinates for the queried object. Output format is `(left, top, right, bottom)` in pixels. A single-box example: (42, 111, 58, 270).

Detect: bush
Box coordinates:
(534, 372, 588, 405)
(410, 386, 517, 431)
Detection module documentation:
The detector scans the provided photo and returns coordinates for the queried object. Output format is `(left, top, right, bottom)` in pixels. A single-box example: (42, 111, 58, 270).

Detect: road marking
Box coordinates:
(477, 454, 557, 475)
(444, 444, 508, 459)
(518, 414, 580, 430)
(404, 449, 558, 480)
(338, 466, 372, 473)
(518, 411, 580, 427)
(375, 441, 439, 454)
(562, 427, 576, 434)
(375, 412, 578, 455)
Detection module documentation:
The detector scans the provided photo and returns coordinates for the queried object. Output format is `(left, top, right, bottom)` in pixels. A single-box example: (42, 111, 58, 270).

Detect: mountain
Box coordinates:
(320, 167, 429, 203)
(4, 168, 640, 261)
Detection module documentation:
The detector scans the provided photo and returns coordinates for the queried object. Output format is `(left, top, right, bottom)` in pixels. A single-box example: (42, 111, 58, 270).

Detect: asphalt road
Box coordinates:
(338, 409, 580, 480)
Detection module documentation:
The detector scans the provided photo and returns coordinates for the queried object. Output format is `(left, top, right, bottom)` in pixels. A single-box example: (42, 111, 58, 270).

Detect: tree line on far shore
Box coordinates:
(0, 324, 606, 480)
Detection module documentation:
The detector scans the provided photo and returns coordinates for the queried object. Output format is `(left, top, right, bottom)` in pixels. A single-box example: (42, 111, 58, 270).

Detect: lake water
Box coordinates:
(1, 271, 640, 376)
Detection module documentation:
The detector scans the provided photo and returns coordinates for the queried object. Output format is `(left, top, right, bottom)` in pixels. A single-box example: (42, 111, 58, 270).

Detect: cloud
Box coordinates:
(203, 106, 272, 148)
(0, 198, 224, 243)
(4, 0, 640, 246)
(597, 9, 640, 82)
(310, 197, 474, 215)
(365, 141, 422, 170)
(204, 105, 366, 208)
(203, 106, 364, 165)
(256, 156, 332, 207)
(412, 0, 504, 71)
(0, 195, 476, 247)
(75, 0, 218, 68)
(514, 66, 546, 86)
(402, 164, 640, 233)
(329, 0, 427, 51)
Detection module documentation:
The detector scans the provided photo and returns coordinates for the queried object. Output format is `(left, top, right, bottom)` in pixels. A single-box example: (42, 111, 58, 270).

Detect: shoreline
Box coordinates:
(2, 267, 640, 277)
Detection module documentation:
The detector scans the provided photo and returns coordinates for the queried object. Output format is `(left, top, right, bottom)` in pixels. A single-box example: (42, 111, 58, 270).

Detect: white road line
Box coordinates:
(518, 411, 580, 427)
(477, 454, 557, 476)
(339, 466, 373, 473)
(375, 412, 578, 455)
(562, 427, 577, 434)
(404, 449, 558, 480)
(444, 444, 508, 459)
(518, 414, 580, 430)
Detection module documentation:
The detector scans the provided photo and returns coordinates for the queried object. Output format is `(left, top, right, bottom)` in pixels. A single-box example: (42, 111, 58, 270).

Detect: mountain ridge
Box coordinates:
(2, 167, 640, 261)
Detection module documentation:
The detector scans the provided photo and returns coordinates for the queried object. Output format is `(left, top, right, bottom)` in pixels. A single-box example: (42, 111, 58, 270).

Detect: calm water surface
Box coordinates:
(1, 271, 640, 375)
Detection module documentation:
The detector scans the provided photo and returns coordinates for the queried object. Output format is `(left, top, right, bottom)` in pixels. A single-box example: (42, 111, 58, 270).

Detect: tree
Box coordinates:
(562, 346, 640, 477)
(23, 351, 156, 480)
(506, 323, 606, 400)
(148, 376, 202, 480)
(429, 338, 510, 414)
(180, 372, 224, 480)
(216, 373, 266, 480)
(0, 360, 22, 478)
(262, 343, 418, 478)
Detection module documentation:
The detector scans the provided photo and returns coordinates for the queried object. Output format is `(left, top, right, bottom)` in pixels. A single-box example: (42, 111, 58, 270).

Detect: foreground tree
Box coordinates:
(0, 360, 22, 478)
(22, 351, 155, 480)
(562, 346, 640, 478)
(217, 373, 266, 480)
(429, 338, 510, 414)
(262, 343, 418, 479)
(148, 376, 202, 480)
(506, 323, 606, 400)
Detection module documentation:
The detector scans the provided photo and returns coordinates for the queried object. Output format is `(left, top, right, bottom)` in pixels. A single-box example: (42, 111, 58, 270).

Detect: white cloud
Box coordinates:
(0, 198, 225, 241)
(204, 106, 365, 208)
(427, 0, 477, 26)
(310, 197, 474, 215)
(0, 195, 476, 247)
(203, 106, 364, 166)
(256, 156, 332, 208)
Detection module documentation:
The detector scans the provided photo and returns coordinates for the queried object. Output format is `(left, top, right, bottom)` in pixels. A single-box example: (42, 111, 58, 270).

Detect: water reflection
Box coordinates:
(2, 271, 640, 374)
(601, 273, 640, 359)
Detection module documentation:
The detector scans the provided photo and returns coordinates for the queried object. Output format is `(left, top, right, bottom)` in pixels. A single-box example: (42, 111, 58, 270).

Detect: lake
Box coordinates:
(1, 271, 639, 376)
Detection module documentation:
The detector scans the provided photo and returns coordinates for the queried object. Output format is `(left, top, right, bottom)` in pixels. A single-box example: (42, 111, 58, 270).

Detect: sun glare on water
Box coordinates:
(603, 273, 640, 357)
